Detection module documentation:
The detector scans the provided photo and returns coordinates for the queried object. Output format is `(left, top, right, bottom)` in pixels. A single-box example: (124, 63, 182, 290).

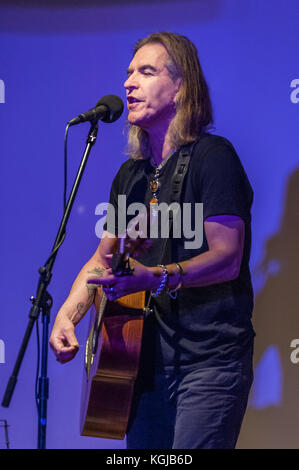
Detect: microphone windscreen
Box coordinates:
(96, 95, 124, 123)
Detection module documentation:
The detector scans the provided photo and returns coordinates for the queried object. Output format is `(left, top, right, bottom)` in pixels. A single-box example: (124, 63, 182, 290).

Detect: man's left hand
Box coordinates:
(87, 255, 157, 301)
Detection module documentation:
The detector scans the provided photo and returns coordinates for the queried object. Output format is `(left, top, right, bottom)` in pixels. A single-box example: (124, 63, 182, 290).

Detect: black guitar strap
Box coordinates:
(157, 139, 198, 266)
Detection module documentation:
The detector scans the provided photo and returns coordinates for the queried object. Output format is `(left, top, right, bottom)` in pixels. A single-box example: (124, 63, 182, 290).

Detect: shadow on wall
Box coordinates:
(237, 167, 299, 449)
(0, 0, 224, 33)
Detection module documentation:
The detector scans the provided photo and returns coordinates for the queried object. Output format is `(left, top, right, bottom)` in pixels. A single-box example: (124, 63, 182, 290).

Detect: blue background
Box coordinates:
(0, 0, 299, 449)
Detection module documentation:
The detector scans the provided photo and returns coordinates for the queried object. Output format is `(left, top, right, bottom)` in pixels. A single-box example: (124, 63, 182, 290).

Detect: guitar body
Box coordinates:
(80, 287, 146, 440)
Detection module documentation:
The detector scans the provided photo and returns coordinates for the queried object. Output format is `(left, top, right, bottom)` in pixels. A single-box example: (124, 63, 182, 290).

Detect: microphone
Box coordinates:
(68, 94, 124, 126)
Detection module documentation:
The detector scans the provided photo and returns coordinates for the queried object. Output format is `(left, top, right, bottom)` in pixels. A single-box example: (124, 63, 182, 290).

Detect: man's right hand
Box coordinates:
(49, 314, 79, 364)
(49, 231, 118, 364)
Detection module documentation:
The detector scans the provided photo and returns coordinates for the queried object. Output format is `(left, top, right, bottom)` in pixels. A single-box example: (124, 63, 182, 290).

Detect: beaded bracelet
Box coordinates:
(169, 263, 184, 299)
(151, 264, 168, 297)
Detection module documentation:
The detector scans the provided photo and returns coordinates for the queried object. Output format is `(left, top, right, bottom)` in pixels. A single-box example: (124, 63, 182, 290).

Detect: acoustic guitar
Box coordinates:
(80, 240, 150, 440)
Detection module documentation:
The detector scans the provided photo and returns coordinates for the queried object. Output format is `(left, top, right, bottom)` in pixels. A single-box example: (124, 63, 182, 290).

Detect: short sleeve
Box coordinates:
(102, 164, 127, 235)
(102, 158, 142, 235)
(192, 138, 253, 222)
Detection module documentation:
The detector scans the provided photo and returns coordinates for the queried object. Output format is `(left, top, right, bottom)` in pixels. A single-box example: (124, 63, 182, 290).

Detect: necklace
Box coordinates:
(149, 150, 176, 204)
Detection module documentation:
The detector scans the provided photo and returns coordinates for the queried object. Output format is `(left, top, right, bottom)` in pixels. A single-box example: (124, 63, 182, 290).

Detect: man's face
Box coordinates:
(124, 43, 181, 131)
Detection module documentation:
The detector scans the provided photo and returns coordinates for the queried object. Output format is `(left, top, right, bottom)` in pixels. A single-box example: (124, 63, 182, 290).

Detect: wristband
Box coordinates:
(169, 263, 184, 299)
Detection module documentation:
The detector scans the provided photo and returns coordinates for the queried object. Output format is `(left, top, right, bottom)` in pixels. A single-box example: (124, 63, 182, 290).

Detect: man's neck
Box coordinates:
(148, 123, 175, 167)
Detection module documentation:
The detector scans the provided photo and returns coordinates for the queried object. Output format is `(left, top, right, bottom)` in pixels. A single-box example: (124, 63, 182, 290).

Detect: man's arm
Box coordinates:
(165, 214, 245, 289)
(49, 232, 117, 363)
(89, 215, 245, 300)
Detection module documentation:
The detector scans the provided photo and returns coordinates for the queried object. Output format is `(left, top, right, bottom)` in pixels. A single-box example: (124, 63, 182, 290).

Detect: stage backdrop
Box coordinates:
(0, 0, 299, 449)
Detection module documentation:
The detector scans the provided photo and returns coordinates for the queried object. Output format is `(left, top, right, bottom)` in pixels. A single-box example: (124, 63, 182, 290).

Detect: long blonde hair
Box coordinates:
(126, 32, 214, 160)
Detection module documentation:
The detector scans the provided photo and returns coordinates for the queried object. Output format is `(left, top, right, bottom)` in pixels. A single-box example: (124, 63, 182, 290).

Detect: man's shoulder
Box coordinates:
(190, 133, 241, 169)
(113, 156, 145, 180)
(193, 133, 236, 154)
(117, 156, 147, 173)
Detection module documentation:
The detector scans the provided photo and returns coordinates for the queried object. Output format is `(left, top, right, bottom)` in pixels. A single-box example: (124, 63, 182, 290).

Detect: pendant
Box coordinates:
(149, 179, 159, 193)
(149, 197, 158, 204)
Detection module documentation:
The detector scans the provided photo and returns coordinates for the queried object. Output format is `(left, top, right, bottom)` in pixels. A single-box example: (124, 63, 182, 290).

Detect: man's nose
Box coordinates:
(124, 73, 138, 91)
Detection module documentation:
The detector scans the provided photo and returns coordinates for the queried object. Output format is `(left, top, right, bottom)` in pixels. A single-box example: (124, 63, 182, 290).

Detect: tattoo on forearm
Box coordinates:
(88, 267, 106, 277)
(71, 302, 86, 325)
(71, 267, 106, 325)
(77, 302, 85, 314)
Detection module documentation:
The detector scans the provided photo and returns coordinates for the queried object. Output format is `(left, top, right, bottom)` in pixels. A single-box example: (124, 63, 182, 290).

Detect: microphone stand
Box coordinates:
(0, 420, 10, 449)
(1, 121, 99, 449)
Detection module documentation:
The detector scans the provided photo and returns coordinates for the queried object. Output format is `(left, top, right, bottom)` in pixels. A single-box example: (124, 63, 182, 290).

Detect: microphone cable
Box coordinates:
(35, 122, 70, 422)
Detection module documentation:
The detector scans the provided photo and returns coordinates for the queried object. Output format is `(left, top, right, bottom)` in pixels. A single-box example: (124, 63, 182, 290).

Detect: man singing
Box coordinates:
(49, 32, 255, 449)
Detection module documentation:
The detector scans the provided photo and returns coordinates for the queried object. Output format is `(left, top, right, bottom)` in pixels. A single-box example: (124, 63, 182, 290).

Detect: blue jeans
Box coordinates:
(126, 349, 253, 449)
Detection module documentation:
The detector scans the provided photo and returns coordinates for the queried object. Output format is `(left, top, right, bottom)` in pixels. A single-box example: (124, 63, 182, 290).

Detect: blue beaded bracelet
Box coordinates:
(151, 264, 168, 297)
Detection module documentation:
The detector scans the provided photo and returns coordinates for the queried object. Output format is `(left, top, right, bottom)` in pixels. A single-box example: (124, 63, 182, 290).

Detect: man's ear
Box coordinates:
(175, 76, 182, 93)
(173, 77, 182, 105)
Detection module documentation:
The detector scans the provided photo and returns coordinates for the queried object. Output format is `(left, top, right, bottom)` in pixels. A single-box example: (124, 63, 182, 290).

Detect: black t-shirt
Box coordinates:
(104, 133, 255, 374)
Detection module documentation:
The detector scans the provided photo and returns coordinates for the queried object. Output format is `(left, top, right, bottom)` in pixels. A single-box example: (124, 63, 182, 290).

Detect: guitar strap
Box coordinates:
(157, 138, 198, 266)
